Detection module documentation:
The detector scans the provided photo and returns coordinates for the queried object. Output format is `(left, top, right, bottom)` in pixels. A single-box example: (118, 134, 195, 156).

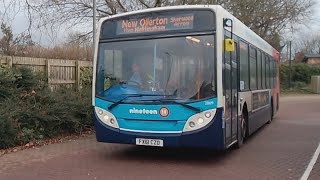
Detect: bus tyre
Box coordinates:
(267, 100, 273, 124)
(235, 111, 247, 149)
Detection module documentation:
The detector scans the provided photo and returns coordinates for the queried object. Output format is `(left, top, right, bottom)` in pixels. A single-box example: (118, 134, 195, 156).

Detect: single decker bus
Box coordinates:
(92, 5, 280, 150)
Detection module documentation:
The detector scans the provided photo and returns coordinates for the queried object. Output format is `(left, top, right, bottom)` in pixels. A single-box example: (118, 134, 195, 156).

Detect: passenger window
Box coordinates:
(257, 50, 262, 89)
(266, 56, 270, 89)
(249, 46, 257, 90)
(261, 53, 266, 89)
(270, 60, 274, 88)
(239, 41, 249, 91)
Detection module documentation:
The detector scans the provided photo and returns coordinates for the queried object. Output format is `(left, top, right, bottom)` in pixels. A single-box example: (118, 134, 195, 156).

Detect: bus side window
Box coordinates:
(266, 56, 270, 89)
(239, 41, 249, 91)
(257, 50, 262, 90)
(270, 60, 274, 88)
(249, 46, 257, 90)
(261, 53, 266, 89)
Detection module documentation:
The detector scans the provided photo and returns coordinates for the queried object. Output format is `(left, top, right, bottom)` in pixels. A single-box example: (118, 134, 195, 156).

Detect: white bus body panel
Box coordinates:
(92, 5, 276, 108)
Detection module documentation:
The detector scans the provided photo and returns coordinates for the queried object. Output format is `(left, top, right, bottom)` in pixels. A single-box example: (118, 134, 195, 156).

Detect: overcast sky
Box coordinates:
(1, 1, 320, 47)
(297, 0, 320, 36)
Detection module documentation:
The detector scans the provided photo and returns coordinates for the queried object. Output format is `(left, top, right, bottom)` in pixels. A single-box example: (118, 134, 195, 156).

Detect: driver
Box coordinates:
(128, 62, 143, 87)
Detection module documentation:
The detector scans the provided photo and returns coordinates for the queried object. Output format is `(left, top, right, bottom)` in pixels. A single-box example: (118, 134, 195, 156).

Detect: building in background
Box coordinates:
(302, 54, 320, 65)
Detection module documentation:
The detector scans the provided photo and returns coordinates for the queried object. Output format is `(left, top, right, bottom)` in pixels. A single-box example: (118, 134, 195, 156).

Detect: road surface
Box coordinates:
(0, 95, 320, 180)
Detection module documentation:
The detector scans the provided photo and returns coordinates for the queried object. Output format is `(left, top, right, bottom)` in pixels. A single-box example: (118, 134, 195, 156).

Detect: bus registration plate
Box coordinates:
(136, 138, 163, 147)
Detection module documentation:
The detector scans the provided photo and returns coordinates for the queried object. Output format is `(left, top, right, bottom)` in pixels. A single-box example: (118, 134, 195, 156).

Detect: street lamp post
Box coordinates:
(93, 0, 97, 57)
(289, 40, 292, 89)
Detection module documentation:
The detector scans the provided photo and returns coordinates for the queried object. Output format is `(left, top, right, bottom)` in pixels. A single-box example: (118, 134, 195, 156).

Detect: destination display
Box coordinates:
(116, 14, 194, 34)
(100, 10, 215, 39)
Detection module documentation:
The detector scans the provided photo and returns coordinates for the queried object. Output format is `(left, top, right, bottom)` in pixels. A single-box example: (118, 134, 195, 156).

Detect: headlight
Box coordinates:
(189, 121, 196, 128)
(197, 117, 204, 124)
(103, 115, 109, 121)
(183, 109, 216, 132)
(205, 112, 211, 118)
(95, 107, 119, 129)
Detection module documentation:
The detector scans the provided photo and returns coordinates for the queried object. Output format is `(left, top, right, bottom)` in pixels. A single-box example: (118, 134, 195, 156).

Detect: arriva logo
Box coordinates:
(129, 108, 158, 115)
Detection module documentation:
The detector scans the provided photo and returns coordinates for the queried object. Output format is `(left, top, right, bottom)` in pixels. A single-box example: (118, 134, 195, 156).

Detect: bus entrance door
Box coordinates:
(231, 49, 238, 143)
(224, 42, 238, 147)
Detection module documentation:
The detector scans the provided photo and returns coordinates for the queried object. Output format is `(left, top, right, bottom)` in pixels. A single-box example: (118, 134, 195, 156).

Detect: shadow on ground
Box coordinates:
(96, 123, 270, 165)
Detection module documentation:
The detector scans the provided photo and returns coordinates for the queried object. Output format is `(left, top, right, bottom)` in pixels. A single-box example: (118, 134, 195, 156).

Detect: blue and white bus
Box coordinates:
(92, 5, 280, 150)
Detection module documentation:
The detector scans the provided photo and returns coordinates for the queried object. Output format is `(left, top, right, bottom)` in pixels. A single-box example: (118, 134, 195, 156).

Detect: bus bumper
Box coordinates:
(94, 108, 225, 150)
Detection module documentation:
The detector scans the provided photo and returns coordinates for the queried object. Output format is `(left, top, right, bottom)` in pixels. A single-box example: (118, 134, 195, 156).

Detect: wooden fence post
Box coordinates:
(8, 56, 13, 68)
(0, 56, 12, 67)
(76, 60, 81, 91)
(46, 59, 52, 91)
(0, 57, 3, 66)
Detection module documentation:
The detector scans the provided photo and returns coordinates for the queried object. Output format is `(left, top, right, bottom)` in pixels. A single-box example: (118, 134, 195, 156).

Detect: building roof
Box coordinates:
(305, 54, 320, 58)
(303, 54, 320, 62)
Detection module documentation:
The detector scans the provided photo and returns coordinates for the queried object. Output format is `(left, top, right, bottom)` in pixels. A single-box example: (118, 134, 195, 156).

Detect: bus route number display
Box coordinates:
(116, 14, 194, 34)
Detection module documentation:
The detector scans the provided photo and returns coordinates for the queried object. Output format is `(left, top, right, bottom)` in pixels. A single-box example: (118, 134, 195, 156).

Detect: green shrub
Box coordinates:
(292, 81, 307, 88)
(280, 63, 320, 90)
(0, 66, 92, 149)
(0, 115, 18, 149)
(80, 67, 93, 87)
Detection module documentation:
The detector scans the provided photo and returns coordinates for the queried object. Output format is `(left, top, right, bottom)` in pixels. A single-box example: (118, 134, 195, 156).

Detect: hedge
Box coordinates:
(280, 63, 320, 89)
(0, 66, 93, 149)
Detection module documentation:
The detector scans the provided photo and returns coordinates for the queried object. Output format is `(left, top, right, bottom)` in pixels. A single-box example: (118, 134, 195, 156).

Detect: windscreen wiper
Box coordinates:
(159, 99, 201, 113)
(108, 94, 142, 110)
(107, 93, 173, 110)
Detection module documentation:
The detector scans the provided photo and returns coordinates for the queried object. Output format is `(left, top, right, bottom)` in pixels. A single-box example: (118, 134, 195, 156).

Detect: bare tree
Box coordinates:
(0, 0, 22, 23)
(227, 0, 314, 49)
(16, 0, 318, 50)
(0, 22, 35, 56)
(298, 33, 320, 54)
(0, 23, 14, 55)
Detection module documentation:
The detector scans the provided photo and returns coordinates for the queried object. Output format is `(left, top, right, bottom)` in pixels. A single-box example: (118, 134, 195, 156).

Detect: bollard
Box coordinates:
(311, 76, 320, 94)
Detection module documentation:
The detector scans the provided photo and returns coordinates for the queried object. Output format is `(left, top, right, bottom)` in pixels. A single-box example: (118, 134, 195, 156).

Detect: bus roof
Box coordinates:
(98, 5, 278, 57)
(99, 5, 218, 22)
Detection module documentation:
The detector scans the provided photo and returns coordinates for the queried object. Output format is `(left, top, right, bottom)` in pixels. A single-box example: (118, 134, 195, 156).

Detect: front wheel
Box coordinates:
(235, 111, 247, 149)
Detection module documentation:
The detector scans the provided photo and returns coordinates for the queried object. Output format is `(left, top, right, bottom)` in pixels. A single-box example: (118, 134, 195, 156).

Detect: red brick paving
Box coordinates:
(0, 95, 320, 180)
(308, 145, 320, 180)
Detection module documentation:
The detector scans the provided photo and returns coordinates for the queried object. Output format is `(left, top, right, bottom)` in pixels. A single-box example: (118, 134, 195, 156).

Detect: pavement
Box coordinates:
(0, 95, 320, 180)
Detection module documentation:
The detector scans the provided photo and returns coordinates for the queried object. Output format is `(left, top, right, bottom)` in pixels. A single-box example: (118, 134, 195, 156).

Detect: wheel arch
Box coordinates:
(241, 102, 249, 137)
